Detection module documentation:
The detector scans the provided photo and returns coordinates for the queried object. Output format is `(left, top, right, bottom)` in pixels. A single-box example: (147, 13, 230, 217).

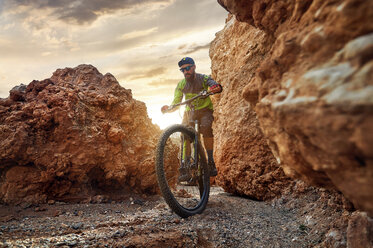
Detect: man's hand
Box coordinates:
(208, 84, 222, 94)
(161, 105, 169, 114)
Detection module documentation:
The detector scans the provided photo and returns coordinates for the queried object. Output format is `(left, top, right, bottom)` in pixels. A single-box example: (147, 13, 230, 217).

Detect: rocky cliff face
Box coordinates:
(212, 0, 373, 215)
(0, 65, 169, 204)
(210, 16, 293, 200)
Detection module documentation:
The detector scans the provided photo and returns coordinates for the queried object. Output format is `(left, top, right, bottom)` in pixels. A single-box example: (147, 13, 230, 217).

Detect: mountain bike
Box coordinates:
(155, 90, 213, 218)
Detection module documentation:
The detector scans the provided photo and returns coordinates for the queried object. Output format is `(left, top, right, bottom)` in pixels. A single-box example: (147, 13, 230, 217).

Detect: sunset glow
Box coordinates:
(0, 0, 228, 129)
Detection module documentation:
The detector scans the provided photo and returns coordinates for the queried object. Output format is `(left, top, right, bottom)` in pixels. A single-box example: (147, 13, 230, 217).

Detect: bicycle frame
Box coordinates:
(156, 90, 213, 217)
(178, 107, 200, 181)
(179, 93, 211, 170)
(170, 90, 212, 183)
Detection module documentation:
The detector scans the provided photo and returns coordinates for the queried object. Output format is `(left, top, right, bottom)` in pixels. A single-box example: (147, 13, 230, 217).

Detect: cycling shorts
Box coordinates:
(182, 108, 214, 138)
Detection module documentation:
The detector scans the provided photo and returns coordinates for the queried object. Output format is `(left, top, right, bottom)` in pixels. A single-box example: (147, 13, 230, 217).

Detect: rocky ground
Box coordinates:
(0, 184, 350, 248)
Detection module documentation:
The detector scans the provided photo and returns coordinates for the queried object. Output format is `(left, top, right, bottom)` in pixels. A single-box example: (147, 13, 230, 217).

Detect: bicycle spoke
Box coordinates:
(155, 124, 210, 218)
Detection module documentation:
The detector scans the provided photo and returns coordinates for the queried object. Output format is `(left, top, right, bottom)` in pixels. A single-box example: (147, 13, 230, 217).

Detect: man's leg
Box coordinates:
(203, 136, 217, 176)
(203, 136, 214, 161)
(182, 136, 191, 161)
(179, 111, 192, 182)
(200, 109, 218, 177)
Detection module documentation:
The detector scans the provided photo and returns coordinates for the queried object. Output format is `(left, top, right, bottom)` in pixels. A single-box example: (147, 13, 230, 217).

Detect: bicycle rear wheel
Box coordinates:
(155, 124, 210, 218)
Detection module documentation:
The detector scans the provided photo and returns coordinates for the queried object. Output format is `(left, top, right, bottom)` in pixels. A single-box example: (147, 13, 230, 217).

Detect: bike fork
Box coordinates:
(180, 120, 199, 171)
(194, 120, 200, 173)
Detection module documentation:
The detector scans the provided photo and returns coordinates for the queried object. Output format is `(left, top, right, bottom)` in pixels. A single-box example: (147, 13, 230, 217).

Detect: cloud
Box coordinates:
(1, 0, 226, 59)
(179, 43, 211, 54)
(90, 27, 161, 54)
(148, 78, 179, 87)
(125, 67, 168, 80)
(3, 0, 173, 25)
(0, 0, 228, 103)
(178, 44, 187, 50)
(0, 1, 4, 14)
(120, 27, 158, 41)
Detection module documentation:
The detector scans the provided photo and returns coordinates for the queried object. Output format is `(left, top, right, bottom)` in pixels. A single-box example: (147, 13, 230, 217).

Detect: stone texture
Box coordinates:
(210, 16, 293, 200)
(212, 0, 373, 215)
(0, 64, 173, 204)
(347, 212, 373, 248)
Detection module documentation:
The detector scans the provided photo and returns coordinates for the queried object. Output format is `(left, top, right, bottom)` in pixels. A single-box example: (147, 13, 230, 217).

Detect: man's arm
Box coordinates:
(171, 81, 184, 106)
(161, 80, 184, 113)
(204, 75, 223, 94)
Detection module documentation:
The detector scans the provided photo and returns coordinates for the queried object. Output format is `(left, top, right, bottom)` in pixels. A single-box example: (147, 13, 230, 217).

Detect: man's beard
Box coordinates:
(184, 72, 195, 82)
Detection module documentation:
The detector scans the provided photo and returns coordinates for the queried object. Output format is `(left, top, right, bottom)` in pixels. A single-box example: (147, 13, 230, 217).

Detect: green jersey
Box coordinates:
(171, 73, 219, 111)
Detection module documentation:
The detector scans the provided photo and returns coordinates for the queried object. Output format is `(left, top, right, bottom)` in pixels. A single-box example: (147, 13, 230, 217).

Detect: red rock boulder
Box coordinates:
(213, 0, 373, 215)
(0, 64, 169, 204)
(210, 15, 293, 200)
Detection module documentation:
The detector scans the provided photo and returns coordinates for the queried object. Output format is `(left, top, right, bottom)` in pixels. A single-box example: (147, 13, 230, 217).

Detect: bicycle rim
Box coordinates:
(155, 124, 210, 218)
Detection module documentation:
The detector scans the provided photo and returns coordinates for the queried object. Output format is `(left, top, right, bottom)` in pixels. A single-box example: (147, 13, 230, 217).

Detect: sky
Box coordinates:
(0, 0, 228, 129)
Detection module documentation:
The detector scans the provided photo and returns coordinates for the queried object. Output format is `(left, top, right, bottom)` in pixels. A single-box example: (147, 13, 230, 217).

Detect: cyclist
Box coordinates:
(161, 57, 222, 181)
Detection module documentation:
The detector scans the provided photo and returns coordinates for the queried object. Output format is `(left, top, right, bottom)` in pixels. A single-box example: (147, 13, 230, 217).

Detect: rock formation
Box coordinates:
(0, 65, 171, 204)
(347, 211, 373, 248)
(210, 17, 293, 200)
(212, 0, 373, 215)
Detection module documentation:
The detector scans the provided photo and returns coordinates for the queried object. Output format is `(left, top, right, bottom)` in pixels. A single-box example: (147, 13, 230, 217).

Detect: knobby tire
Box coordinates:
(155, 124, 210, 218)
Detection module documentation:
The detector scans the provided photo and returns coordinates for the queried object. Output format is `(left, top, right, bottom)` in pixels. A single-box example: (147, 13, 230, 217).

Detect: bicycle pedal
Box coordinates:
(185, 178, 198, 186)
(189, 162, 197, 169)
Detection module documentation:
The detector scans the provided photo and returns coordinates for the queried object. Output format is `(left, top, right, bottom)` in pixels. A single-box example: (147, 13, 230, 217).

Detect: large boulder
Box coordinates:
(210, 16, 293, 200)
(213, 0, 373, 215)
(0, 64, 170, 204)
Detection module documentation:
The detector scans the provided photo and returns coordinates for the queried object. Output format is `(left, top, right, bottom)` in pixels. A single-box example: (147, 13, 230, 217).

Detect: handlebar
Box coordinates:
(164, 90, 213, 113)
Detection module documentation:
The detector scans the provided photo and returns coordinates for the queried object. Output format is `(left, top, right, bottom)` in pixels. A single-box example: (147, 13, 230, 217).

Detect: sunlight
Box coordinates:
(147, 104, 185, 130)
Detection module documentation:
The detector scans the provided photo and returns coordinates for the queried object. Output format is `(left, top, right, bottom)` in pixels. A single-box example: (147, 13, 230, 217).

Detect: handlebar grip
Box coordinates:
(162, 105, 176, 113)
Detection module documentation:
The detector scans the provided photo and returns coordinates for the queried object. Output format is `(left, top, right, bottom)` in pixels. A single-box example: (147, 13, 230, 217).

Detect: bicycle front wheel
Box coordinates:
(155, 124, 210, 218)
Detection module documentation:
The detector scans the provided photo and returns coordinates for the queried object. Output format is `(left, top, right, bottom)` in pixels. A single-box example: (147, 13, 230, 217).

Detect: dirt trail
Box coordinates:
(0, 186, 349, 247)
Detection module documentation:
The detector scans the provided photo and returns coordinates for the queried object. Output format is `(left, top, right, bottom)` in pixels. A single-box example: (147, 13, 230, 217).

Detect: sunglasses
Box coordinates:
(180, 65, 194, 72)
